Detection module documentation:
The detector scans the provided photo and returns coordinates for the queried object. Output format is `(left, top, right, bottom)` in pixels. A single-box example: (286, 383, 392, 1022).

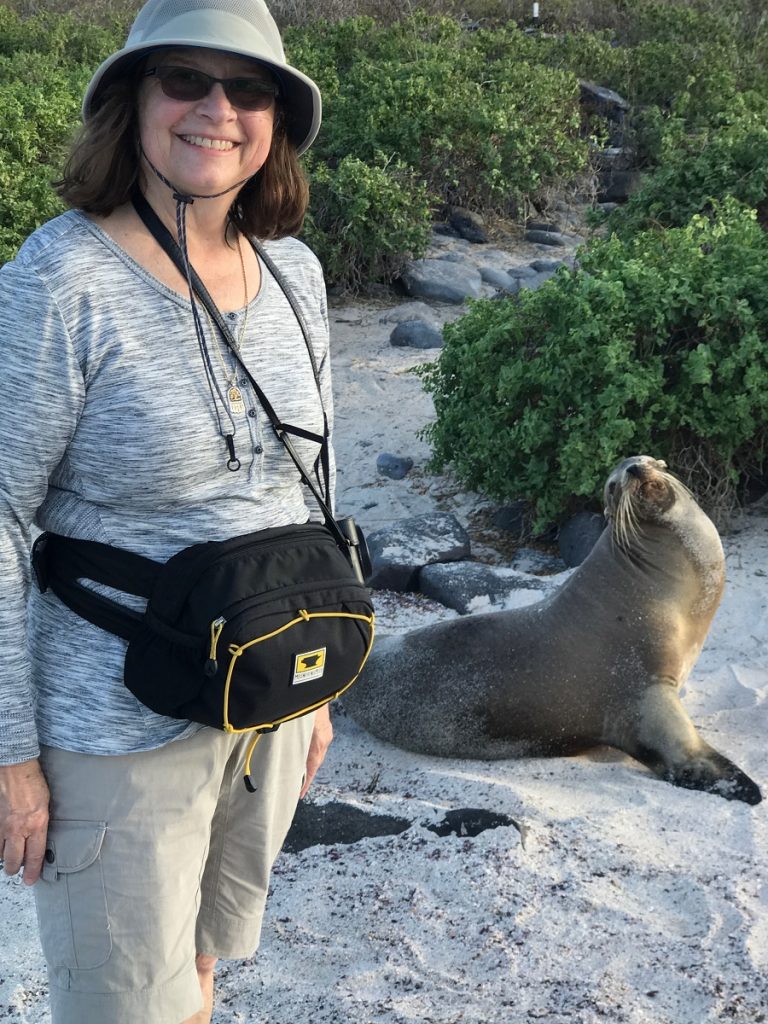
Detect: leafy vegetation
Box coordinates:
(301, 155, 432, 291)
(421, 200, 768, 528)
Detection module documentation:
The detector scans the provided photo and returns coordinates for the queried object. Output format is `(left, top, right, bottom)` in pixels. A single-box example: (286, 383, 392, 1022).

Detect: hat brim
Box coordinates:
(82, 42, 321, 156)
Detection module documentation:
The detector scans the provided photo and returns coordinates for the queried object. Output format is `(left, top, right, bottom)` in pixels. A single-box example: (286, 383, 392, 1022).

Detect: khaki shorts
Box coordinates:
(34, 718, 314, 1024)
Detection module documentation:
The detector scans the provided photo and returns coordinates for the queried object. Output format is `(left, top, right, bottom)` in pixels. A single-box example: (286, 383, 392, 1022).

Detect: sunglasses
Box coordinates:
(144, 65, 279, 111)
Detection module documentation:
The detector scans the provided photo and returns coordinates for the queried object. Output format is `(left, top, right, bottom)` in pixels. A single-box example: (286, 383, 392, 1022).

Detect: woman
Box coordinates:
(0, 1, 333, 1021)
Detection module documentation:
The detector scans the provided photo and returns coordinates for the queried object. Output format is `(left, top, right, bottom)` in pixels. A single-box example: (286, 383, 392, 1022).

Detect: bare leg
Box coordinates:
(182, 954, 218, 1024)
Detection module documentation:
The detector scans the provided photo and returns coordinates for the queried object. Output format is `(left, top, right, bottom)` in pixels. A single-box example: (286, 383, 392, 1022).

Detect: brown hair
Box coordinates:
(56, 67, 309, 240)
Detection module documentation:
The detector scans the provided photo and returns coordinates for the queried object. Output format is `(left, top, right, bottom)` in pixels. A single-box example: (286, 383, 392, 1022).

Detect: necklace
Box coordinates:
(205, 231, 250, 415)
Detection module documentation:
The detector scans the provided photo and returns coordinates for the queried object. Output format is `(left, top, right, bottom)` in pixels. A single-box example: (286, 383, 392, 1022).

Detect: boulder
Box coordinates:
(376, 453, 414, 480)
(389, 319, 444, 349)
(558, 511, 606, 567)
(478, 266, 519, 293)
(401, 259, 484, 304)
(525, 229, 570, 247)
(418, 561, 550, 614)
(366, 513, 471, 591)
(449, 207, 489, 243)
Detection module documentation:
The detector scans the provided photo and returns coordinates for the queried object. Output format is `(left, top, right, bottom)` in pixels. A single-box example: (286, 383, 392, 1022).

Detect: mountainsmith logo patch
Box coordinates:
(292, 648, 326, 685)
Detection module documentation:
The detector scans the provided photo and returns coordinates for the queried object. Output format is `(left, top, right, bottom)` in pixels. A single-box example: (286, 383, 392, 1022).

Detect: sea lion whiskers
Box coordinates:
(609, 475, 642, 554)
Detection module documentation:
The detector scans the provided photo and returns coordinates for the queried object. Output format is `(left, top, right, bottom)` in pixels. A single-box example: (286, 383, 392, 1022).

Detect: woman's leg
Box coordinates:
(195, 716, 314, 960)
(182, 954, 218, 1024)
(35, 730, 236, 1024)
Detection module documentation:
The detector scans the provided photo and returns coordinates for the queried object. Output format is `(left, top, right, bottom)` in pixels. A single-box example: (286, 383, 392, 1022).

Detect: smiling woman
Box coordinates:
(0, 2, 342, 1024)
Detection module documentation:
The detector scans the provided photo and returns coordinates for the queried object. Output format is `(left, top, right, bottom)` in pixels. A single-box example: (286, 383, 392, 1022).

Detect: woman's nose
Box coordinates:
(196, 82, 236, 118)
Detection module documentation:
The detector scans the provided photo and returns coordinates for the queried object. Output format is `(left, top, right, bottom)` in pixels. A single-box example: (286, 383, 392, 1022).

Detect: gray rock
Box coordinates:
(433, 222, 461, 238)
(530, 258, 563, 273)
(366, 513, 471, 591)
(493, 500, 529, 538)
(509, 264, 540, 279)
(527, 220, 560, 233)
(389, 319, 444, 349)
(478, 266, 518, 293)
(379, 301, 439, 326)
(579, 81, 630, 122)
(510, 547, 566, 575)
(598, 168, 643, 203)
(401, 258, 484, 304)
(435, 251, 467, 263)
(558, 511, 606, 567)
(525, 230, 570, 247)
(518, 271, 556, 292)
(418, 561, 549, 614)
(480, 248, 520, 265)
(449, 207, 488, 244)
(376, 453, 414, 480)
(594, 146, 636, 171)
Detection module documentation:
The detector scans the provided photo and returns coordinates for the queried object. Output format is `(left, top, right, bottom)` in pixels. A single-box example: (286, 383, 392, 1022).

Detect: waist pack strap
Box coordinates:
(32, 533, 161, 642)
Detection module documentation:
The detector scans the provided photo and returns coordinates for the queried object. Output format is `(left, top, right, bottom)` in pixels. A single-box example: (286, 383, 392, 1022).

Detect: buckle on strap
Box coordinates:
(31, 532, 50, 593)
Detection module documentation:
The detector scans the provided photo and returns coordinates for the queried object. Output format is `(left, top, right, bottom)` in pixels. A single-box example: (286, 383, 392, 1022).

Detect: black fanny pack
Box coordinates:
(33, 521, 374, 789)
(32, 194, 375, 789)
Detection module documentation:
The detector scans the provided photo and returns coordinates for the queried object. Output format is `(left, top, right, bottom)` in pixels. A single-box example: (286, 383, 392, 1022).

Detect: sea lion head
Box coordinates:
(603, 455, 691, 550)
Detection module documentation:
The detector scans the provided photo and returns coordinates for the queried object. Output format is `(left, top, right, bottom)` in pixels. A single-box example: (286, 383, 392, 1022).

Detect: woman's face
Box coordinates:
(137, 47, 276, 198)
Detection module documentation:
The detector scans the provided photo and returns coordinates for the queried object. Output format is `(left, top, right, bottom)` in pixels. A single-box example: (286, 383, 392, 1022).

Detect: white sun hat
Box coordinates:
(82, 0, 322, 155)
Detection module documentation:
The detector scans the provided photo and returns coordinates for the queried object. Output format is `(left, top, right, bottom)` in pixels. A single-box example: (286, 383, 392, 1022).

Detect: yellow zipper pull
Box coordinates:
(204, 616, 226, 677)
(243, 732, 263, 793)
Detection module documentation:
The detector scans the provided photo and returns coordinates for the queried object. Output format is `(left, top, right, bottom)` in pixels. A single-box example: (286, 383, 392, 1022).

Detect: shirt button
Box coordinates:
(239, 378, 248, 387)
(227, 312, 237, 320)
(248, 408, 257, 418)
(254, 444, 264, 454)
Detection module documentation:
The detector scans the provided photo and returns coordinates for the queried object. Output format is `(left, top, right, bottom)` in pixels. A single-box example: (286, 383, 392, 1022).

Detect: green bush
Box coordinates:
(302, 156, 433, 291)
(310, 20, 587, 213)
(420, 199, 768, 528)
(0, 52, 89, 261)
(607, 109, 768, 239)
(0, 10, 120, 262)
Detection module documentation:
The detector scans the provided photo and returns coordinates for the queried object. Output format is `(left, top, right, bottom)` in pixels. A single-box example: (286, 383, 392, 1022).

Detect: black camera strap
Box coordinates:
(131, 190, 340, 545)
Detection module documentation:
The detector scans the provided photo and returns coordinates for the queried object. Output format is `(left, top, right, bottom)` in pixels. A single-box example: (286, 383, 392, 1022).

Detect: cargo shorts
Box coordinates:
(34, 717, 314, 1024)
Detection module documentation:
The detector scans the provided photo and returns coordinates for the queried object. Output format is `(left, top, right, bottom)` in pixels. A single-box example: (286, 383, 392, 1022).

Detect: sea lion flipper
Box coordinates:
(613, 684, 762, 805)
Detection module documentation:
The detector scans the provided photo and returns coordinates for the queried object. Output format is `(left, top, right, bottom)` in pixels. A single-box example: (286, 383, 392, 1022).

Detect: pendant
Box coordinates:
(227, 385, 245, 415)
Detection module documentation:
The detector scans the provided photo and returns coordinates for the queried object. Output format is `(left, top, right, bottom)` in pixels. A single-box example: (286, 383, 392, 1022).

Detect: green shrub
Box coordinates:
(420, 199, 768, 528)
(0, 11, 120, 263)
(0, 52, 90, 261)
(607, 109, 768, 238)
(302, 156, 433, 291)
(313, 39, 587, 212)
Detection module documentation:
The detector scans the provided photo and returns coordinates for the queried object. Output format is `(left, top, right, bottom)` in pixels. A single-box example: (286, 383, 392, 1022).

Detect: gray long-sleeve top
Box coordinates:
(0, 210, 333, 765)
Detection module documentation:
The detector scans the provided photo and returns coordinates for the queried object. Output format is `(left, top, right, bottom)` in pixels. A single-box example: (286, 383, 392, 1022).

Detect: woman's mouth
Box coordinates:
(178, 135, 237, 151)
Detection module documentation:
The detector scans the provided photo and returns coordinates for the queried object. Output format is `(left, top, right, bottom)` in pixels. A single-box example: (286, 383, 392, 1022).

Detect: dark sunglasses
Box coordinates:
(144, 65, 278, 111)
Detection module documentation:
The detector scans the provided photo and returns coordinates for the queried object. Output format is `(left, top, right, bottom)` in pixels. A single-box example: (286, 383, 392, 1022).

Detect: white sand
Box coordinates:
(1, 298, 766, 1023)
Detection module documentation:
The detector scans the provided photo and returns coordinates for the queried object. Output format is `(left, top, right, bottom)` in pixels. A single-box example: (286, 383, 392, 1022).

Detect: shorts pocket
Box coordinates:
(34, 819, 112, 970)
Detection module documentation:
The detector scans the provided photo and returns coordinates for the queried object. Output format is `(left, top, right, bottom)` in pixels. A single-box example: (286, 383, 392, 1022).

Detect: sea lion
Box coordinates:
(345, 456, 762, 805)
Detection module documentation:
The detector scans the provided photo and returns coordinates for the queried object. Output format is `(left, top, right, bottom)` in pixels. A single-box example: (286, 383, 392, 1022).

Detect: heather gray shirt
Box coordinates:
(0, 210, 333, 765)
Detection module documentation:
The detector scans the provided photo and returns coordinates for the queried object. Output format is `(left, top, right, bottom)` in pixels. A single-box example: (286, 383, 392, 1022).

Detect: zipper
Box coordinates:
(213, 576, 365, 626)
(204, 615, 227, 677)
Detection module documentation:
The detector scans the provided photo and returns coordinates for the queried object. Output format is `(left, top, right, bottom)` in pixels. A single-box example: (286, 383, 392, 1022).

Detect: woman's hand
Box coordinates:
(0, 759, 50, 885)
(299, 705, 333, 799)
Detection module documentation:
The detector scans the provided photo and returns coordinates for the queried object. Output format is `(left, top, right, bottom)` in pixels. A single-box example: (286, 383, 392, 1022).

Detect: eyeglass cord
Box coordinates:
(141, 148, 254, 471)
